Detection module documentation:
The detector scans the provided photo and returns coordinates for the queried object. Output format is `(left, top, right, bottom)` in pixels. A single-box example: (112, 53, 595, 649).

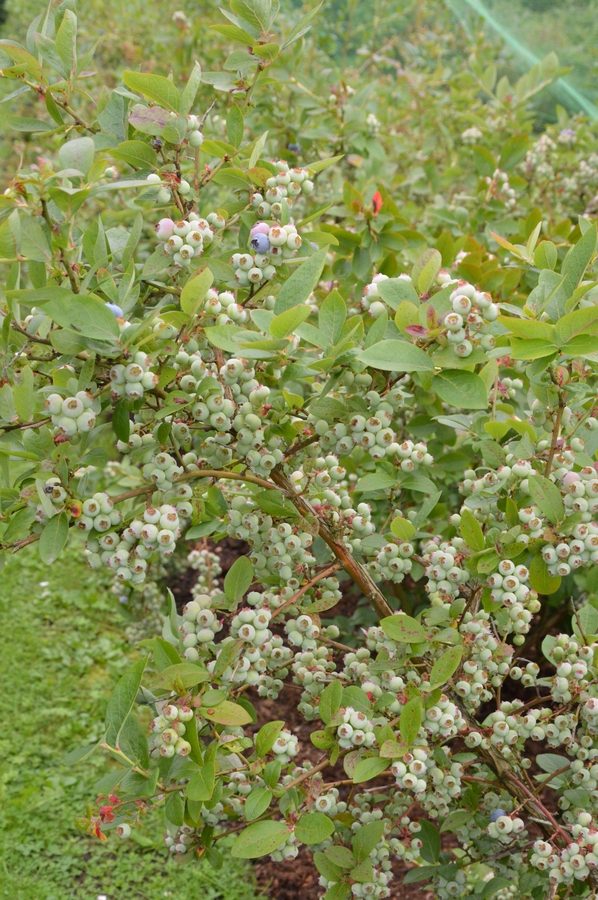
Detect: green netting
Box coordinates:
(444, 0, 598, 120)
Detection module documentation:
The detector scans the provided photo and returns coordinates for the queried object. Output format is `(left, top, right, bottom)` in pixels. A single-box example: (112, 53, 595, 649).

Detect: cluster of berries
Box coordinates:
(250, 159, 314, 218)
(230, 607, 273, 646)
(231, 221, 302, 286)
(151, 703, 194, 759)
(531, 813, 598, 887)
(421, 537, 469, 602)
(165, 824, 194, 855)
(487, 812, 526, 842)
(180, 593, 223, 659)
(203, 288, 249, 325)
(83, 503, 185, 585)
(45, 391, 99, 436)
(314, 410, 434, 466)
(76, 491, 122, 534)
(185, 113, 204, 148)
(371, 540, 414, 584)
(442, 282, 499, 358)
(271, 729, 299, 763)
(141, 451, 184, 492)
(542, 522, 598, 577)
(154, 212, 223, 267)
(110, 352, 158, 401)
(35, 476, 68, 521)
(487, 559, 540, 642)
(336, 707, 376, 749)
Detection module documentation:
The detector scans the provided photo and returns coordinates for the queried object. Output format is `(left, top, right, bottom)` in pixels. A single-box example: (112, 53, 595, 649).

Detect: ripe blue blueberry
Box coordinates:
(490, 808, 507, 822)
(250, 233, 270, 254)
(106, 302, 124, 318)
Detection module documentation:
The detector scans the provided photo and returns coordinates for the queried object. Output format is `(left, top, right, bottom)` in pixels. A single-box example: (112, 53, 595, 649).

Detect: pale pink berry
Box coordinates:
(156, 218, 176, 240)
(562, 471, 580, 487)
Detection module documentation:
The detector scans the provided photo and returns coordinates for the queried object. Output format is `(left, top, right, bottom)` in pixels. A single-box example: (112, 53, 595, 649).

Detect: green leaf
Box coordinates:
(112, 399, 130, 443)
(0, 218, 17, 260)
(231, 820, 290, 858)
(441, 810, 472, 833)
(245, 786, 273, 821)
(201, 700, 253, 726)
(429, 646, 463, 688)
(349, 860, 374, 884)
(295, 812, 335, 845)
(393, 304, 420, 340)
(534, 241, 557, 270)
(419, 820, 441, 863)
(510, 338, 556, 360)
(58, 137, 95, 175)
(400, 696, 423, 747)
(529, 554, 561, 595)
(38, 512, 69, 564)
(307, 153, 343, 175)
(355, 471, 397, 493)
(319, 680, 343, 725)
(357, 340, 432, 373)
(325, 845, 355, 869)
(459, 508, 485, 551)
(390, 516, 416, 540)
(165, 791, 184, 826)
(12, 365, 35, 422)
(226, 104, 244, 147)
(380, 614, 426, 643)
(318, 291, 347, 345)
(223, 556, 254, 602)
(255, 720, 285, 756)
(352, 821, 385, 862)
(555, 306, 598, 346)
(432, 370, 488, 410)
(123, 70, 180, 112)
(43, 292, 120, 343)
(180, 62, 202, 116)
(274, 249, 328, 313)
(213, 639, 243, 680)
(105, 656, 147, 746)
(379, 739, 409, 759)
(110, 140, 157, 170)
(152, 662, 209, 691)
(187, 744, 216, 802)
(269, 304, 311, 338)
(0, 39, 44, 79)
(561, 224, 597, 293)
(498, 316, 555, 341)
(180, 267, 214, 317)
(352, 756, 389, 784)
(527, 475, 564, 524)
(55, 10, 77, 74)
(377, 278, 420, 308)
(413, 248, 442, 294)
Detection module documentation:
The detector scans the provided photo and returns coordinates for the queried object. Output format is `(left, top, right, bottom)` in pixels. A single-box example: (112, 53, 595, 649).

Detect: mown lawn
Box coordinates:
(0, 546, 259, 900)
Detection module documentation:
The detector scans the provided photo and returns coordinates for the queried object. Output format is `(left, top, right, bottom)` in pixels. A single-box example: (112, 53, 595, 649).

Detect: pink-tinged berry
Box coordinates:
(156, 218, 176, 240)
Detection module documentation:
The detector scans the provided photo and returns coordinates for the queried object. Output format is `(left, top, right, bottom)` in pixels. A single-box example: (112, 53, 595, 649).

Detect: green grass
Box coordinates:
(0, 546, 260, 900)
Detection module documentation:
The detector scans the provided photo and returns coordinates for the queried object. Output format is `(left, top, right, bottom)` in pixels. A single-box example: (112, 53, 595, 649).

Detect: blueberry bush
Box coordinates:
(1, 1, 597, 897)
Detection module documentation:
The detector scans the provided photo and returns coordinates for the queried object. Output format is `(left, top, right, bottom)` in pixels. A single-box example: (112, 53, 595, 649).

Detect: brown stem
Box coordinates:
(0, 416, 51, 434)
(271, 562, 341, 620)
(270, 468, 393, 618)
(544, 392, 566, 477)
(283, 433, 318, 459)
